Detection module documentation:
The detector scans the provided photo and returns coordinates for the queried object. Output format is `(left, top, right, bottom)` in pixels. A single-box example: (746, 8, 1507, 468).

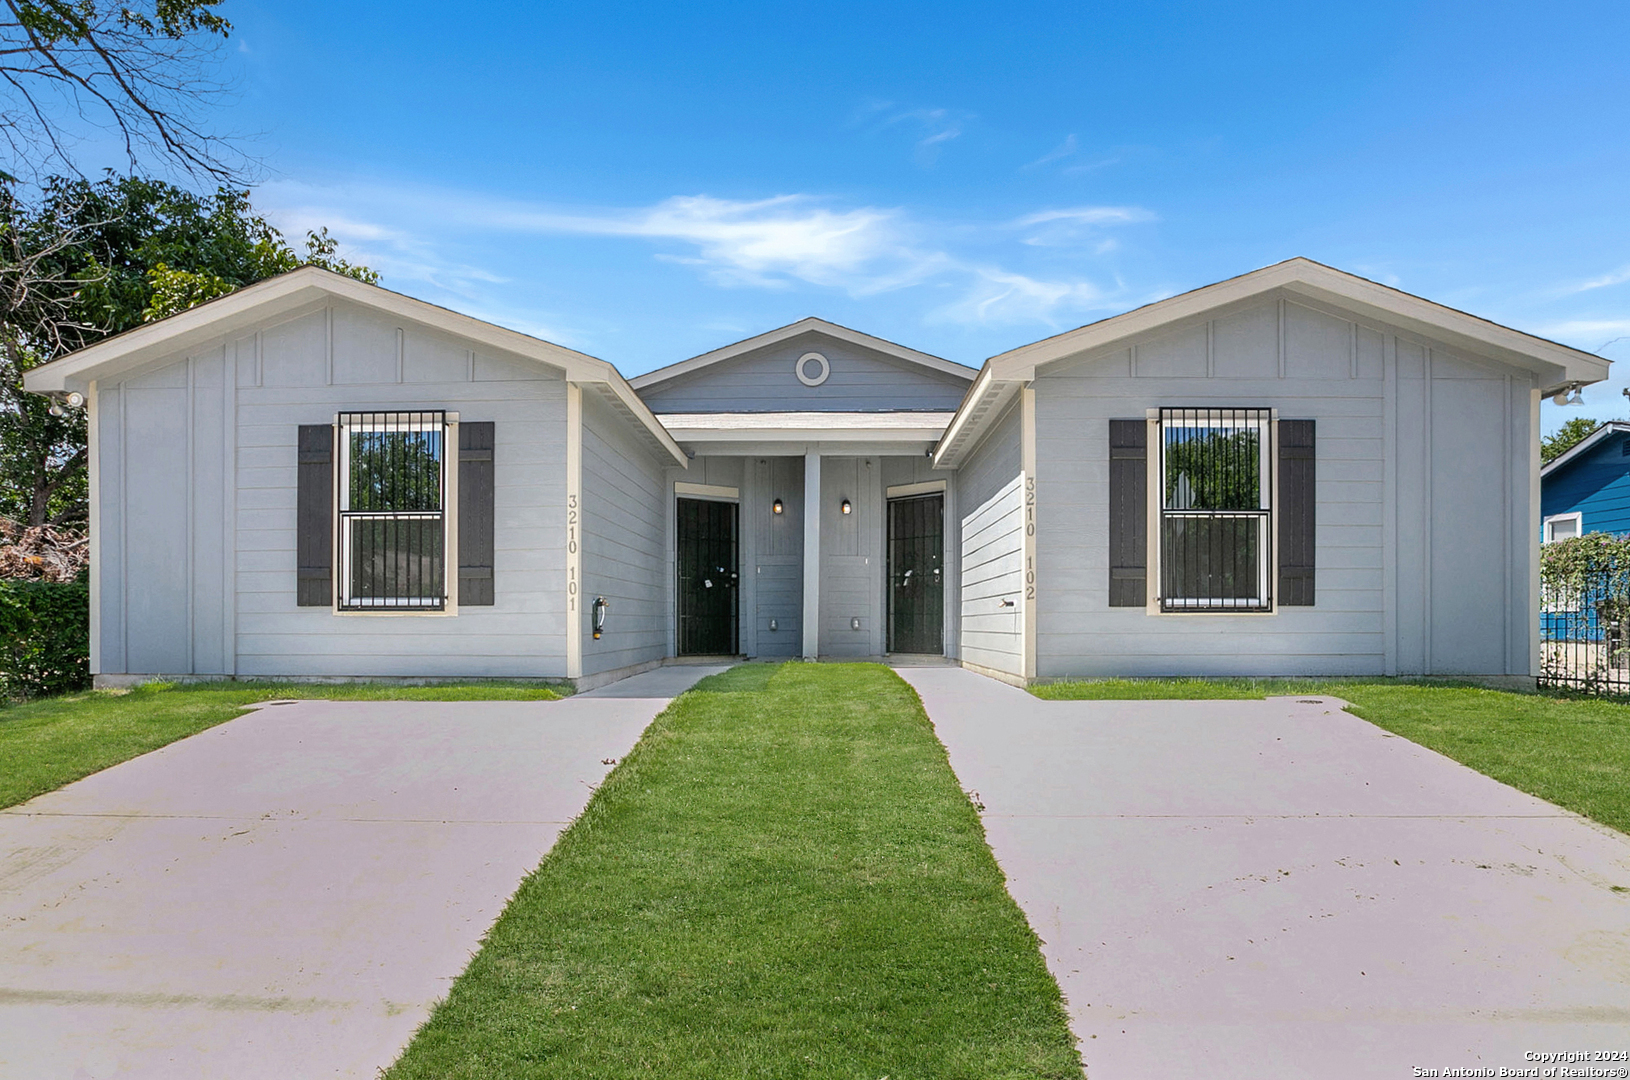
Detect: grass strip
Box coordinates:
(1037, 677, 1630, 835)
(387, 662, 1083, 1080)
(0, 679, 561, 810)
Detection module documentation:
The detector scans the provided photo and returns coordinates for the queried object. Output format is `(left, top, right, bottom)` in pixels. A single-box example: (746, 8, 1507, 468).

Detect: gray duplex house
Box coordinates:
(23, 258, 1607, 688)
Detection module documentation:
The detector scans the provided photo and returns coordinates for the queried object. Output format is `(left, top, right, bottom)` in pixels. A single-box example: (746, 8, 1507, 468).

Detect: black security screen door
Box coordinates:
(676, 497, 739, 655)
(888, 494, 944, 654)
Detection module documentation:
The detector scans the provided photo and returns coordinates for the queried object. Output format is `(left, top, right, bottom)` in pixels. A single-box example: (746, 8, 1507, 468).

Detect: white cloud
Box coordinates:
(930, 265, 1120, 326)
(255, 178, 1154, 330)
(1560, 265, 1630, 295)
(1534, 319, 1630, 345)
(1014, 205, 1157, 247)
(1025, 135, 1078, 170)
(856, 102, 968, 166)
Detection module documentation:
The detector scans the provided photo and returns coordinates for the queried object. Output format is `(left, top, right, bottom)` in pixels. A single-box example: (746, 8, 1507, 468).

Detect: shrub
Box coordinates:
(0, 579, 90, 700)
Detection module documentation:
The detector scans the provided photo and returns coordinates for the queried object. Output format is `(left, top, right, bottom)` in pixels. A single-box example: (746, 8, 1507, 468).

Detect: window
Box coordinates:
(1157, 407, 1273, 611)
(338, 411, 448, 610)
(1543, 512, 1582, 544)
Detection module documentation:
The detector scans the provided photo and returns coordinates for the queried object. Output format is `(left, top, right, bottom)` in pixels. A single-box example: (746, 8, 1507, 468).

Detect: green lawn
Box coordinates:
(386, 662, 1083, 1080)
(0, 679, 563, 810)
(1037, 678, 1630, 835)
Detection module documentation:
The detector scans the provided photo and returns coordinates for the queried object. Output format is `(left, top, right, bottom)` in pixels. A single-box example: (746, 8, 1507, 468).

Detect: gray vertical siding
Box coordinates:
(639, 331, 972, 413)
(746, 456, 804, 656)
(96, 300, 571, 678)
(1030, 295, 1534, 677)
(817, 456, 882, 657)
(953, 401, 1023, 674)
(580, 392, 667, 676)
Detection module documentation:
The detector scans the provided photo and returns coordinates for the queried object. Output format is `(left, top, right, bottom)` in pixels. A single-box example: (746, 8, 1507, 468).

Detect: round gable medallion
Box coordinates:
(795, 352, 830, 387)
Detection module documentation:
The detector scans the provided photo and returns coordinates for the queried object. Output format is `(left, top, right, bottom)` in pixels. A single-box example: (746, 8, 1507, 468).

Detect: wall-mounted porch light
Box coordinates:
(592, 596, 609, 639)
(840, 499, 852, 515)
(772, 498, 784, 515)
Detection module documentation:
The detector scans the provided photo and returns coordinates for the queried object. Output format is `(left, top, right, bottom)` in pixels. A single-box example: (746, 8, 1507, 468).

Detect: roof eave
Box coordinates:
(1540, 421, 1630, 478)
(984, 258, 1610, 388)
(21, 265, 689, 467)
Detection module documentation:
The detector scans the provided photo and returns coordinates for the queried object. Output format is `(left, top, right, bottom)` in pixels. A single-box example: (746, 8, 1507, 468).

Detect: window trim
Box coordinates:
(1146, 407, 1279, 616)
(1542, 511, 1582, 544)
(332, 410, 460, 616)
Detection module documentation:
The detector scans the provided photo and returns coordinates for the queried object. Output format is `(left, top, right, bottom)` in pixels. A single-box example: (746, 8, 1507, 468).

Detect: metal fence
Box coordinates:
(1539, 567, 1630, 695)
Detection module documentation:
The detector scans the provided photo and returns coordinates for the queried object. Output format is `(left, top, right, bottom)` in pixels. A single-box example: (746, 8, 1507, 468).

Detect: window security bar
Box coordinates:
(337, 410, 448, 610)
(1158, 406, 1274, 612)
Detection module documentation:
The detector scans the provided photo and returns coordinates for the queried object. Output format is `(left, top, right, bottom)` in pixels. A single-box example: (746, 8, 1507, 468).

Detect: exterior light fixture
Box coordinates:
(592, 596, 609, 639)
(64, 392, 84, 409)
(850, 616, 861, 630)
(1552, 383, 1586, 406)
(840, 499, 852, 515)
(772, 498, 784, 515)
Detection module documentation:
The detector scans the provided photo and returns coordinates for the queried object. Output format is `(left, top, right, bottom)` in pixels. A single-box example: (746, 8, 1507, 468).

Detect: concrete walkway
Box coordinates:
(0, 665, 723, 1080)
(898, 667, 1630, 1080)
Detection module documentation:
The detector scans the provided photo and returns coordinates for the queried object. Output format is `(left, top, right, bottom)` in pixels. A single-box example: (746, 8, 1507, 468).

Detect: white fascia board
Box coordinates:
(1540, 421, 1630, 478)
(984, 258, 1610, 387)
(931, 368, 1024, 470)
(587, 383, 687, 466)
(629, 317, 977, 390)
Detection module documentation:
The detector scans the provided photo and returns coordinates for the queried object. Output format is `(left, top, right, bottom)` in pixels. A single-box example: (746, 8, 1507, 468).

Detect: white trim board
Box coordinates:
(675, 482, 740, 500)
(886, 480, 946, 498)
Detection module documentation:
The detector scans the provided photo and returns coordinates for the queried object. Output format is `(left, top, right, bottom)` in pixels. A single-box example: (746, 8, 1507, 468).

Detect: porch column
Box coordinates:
(803, 450, 821, 659)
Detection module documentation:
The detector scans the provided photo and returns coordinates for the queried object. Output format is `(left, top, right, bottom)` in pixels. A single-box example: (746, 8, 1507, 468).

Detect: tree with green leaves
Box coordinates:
(1541, 417, 1602, 466)
(0, 173, 375, 528)
(0, 0, 241, 182)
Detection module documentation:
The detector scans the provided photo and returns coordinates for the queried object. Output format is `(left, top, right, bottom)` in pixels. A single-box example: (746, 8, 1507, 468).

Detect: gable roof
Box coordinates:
(21, 265, 686, 465)
(629, 316, 977, 391)
(1541, 421, 1630, 478)
(934, 257, 1613, 468)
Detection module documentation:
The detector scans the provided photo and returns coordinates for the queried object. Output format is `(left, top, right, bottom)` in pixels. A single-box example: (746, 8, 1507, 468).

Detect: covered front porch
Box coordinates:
(659, 412, 958, 661)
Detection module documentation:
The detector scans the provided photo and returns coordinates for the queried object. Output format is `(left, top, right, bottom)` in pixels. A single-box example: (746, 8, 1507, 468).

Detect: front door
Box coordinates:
(888, 493, 944, 654)
(676, 497, 739, 655)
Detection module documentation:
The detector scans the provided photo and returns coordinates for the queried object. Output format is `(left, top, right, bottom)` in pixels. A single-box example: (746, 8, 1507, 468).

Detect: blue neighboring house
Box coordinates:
(1541, 421, 1630, 543)
(1540, 421, 1630, 643)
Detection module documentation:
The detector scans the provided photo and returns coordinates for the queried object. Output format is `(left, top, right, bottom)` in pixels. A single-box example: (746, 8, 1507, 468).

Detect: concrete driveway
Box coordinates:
(0, 666, 723, 1080)
(898, 667, 1630, 1080)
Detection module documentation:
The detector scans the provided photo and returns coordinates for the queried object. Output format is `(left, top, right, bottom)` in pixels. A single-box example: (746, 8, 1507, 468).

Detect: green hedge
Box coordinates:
(0, 580, 90, 700)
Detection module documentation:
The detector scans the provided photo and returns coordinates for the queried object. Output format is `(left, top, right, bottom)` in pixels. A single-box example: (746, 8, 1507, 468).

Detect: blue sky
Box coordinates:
(120, 2, 1630, 428)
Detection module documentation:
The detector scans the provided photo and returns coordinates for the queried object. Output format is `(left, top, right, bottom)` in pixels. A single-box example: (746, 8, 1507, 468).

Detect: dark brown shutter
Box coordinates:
(1277, 419, 1316, 606)
(296, 424, 333, 606)
(1108, 419, 1147, 607)
(459, 421, 495, 606)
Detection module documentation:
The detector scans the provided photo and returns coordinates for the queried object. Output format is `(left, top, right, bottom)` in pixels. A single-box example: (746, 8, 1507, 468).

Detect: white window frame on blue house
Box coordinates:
(1542, 511, 1582, 544)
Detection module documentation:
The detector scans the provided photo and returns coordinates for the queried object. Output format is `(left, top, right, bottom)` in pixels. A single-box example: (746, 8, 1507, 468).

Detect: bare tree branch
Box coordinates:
(0, 0, 244, 183)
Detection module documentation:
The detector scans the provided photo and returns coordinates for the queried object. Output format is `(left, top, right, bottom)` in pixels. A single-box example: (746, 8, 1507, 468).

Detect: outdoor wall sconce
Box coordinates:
(772, 498, 784, 515)
(592, 596, 609, 639)
(850, 616, 861, 630)
(840, 499, 852, 515)
(768, 618, 778, 632)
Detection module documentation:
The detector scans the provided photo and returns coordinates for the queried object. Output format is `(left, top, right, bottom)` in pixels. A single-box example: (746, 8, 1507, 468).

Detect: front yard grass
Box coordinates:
(1037, 678, 1630, 835)
(386, 662, 1083, 1080)
(0, 679, 563, 810)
